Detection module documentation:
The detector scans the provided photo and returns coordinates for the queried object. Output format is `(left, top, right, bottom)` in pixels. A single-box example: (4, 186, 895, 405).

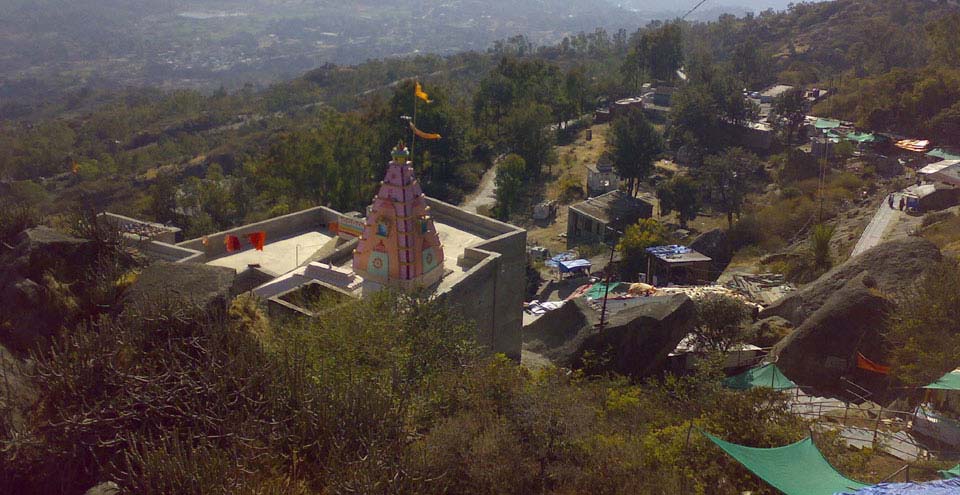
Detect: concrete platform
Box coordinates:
(207, 231, 332, 275)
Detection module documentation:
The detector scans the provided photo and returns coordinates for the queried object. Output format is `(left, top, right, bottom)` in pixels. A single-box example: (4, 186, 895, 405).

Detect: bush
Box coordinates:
(922, 210, 955, 228)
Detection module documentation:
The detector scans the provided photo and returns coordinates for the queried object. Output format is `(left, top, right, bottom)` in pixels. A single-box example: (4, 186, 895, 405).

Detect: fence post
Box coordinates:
(843, 402, 849, 426)
(873, 406, 883, 447)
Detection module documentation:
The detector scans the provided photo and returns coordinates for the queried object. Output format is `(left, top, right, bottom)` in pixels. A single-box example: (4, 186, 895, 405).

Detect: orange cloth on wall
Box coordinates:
(225, 234, 241, 252)
(246, 231, 266, 251)
(856, 352, 890, 374)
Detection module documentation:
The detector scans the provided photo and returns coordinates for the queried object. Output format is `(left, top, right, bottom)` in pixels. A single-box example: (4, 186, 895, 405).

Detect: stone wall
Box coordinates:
(428, 197, 526, 361)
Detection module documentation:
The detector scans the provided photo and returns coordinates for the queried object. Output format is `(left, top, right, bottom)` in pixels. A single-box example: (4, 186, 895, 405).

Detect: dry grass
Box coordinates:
(922, 211, 960, 259)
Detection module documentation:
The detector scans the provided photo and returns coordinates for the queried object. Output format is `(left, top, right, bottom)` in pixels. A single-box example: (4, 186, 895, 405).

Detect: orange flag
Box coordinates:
(409, 122, 441, 140)
(414, 82, 432, 103)
(246, 231, 266, 251)
(225, 235, 241, 252)
(856, 352, 890, 374)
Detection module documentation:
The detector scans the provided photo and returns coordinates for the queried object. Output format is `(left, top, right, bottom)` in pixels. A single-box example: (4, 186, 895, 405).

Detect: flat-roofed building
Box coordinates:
(566, 190, 655, 248)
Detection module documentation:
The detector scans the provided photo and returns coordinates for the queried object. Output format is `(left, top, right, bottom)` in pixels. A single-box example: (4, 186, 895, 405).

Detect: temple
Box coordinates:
(353, 144, 445, 290)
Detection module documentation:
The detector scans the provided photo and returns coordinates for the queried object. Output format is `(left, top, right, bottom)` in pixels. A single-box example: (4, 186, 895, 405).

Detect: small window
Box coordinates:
(377, 221, 389, 237)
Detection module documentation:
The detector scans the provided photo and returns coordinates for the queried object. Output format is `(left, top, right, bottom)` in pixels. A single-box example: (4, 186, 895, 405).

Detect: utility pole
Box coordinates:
(596, 220, 623, 332)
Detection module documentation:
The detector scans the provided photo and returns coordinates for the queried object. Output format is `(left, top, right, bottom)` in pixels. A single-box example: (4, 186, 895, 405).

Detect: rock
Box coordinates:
(125, 261, 237, 315)
(0, 277, 52, 351)
(770, 273, 894, 390)
(524, 295, 696, 377)
(690, 228, 733, 277)
(8, 226, 96, 281)
(0, 342, 36, 433)
(85, 482, 120, 495)
(762, 237, 941, 325)
(749, 316, 793, 348)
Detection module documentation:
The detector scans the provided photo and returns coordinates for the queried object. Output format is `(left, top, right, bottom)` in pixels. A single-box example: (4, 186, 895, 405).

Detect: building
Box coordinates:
(919, 159, 960, 187)
(586, 154, 620, 197)
(610, 96, 643, 118)
(759, 84, 794, 104)
(108, 145, 527, 360)
(566, 190, 655, 247)
(644, 245, 713, 286)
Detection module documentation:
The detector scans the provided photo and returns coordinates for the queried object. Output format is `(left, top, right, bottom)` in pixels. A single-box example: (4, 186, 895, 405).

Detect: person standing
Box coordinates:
(888, 194, 894, 209)
(899, 197, 906, 211)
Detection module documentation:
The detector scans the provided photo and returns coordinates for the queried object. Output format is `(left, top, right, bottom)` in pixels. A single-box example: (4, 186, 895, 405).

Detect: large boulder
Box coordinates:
(690, 228, 733, 278)
(524, 295, 696, 377)
(124, 262, 237, 315)
(8, 226, 97, 281)
(770, 273, 893, 390)
(0, 342, 35, 433)
(762, 237, 941, 325)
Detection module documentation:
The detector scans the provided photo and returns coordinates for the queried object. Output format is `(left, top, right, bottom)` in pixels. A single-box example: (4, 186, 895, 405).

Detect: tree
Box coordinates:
(886, 261, 960, 386)
(692, 294, 751, 353)
(625, 23, 683, 84)
(657, 175, 700, 228)
(616, 218, 668, 279)
(503, 102, 555, 177)
(494, 154, 526, 219)
(148, 173, 178, 224)
(773, 87, 807, 145)
(609, 107, 663, 196)
(701, 148, 760, 227)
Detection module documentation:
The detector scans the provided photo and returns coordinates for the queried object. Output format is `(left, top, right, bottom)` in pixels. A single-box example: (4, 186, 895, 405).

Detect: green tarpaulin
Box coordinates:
(815, 118, 842, 130)
(724, 363, 797, 390)
(583, 282, 624, 300)
(928, 149, 960, 161)
(846, 132, 877, 143)
(923, 371, 960, 390)
(939, 463, 960, 479)
(703, 432, 869, 495)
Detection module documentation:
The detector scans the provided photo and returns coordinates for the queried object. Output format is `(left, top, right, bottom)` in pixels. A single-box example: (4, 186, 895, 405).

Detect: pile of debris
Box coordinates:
(726, 273, 795, 306)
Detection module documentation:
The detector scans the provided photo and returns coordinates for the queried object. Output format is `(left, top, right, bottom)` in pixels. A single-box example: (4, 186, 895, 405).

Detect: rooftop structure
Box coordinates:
(566, 190, 655, 247)
(585, 154, 620, 197)
(759, 84, 794, 104)
(919, 160, 960, 187)
(352, 144, 445, 290)
(644, 245, 713, 286)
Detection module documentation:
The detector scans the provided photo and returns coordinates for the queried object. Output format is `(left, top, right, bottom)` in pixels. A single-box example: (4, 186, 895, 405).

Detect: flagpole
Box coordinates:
(411, 83, 418, 160)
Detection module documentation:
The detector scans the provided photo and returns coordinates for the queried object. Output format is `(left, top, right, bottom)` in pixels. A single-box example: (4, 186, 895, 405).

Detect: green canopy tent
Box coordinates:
(939, 463, 960, 479)
(703, 431, 869, 495)
(583, 282, 626, 300)
(928, 149, 960, 161)
(923, 370, 960, 391)
(814, 118, 842, 130)
(724, 363, 797, 390)
(846, 132, 877, 144)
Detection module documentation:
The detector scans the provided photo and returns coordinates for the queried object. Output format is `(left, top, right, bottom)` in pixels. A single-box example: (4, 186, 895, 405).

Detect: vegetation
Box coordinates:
(658, 175, 701, 229)
(692, 295, 752, 353)
(700, 148, 762, 228)
(617, 218, 668, 280)
(608, 108, 663, 196)
(494, 154, 527, 219)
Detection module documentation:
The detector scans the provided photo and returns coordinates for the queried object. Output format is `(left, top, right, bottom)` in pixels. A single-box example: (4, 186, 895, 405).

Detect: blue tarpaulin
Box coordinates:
(835, 478, 960, 494)
(645, 245, 693, 256)
(559, 259, 592, 273)
(546, 251, 576, 268)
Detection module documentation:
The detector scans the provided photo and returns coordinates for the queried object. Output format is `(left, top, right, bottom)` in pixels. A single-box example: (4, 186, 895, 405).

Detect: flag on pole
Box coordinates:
(409, 122, 441, 140)
(71, 160, 80, 175)
(225, 234, 241, 252)
(856, 352, 890, 374)
(414, 82, 432, 103)
(246, 231, 266, 251)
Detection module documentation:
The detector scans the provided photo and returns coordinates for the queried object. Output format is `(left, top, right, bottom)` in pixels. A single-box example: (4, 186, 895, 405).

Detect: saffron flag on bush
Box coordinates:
(409, 122, 441, 140)
(224, 234, 241, 252)
(246, 231, 266, 251)
(857, 352, 890, 374)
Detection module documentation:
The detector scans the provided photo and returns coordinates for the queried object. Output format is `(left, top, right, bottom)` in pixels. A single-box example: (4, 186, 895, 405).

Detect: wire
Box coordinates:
(682, 0, 711, 20)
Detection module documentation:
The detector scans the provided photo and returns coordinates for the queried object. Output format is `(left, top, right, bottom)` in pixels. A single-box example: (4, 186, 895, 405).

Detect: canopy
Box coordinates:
(928, 148, 960, 161)
(923, 370, 960, 390)
(583, 282, 625, 300)
(940, 463, 960, 479)
(837, 478, 960, 494)
(724, 363, 797, 390)
(559, 259, 592, 273)
(703, 431, 868, 495)
(846, 132, 876, 143)
(815, 118, 842, 130)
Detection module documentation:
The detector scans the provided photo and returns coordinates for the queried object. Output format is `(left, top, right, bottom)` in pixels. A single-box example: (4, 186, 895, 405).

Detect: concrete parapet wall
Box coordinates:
(101, 212, 181, 243)
(177, 206, 341, 260)
(132, 238, 204, 263)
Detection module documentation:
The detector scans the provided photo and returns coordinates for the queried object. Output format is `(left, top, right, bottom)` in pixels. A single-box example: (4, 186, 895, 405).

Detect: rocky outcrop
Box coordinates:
(84, 482, 120, 495)
(762, 237, 941, 325)
(690, 228, 733, 278)
(124, 262, 237, 315)
(6, 226, 97, 282)
(749, 316, 794, 348)
(523, 295, 696, 377)
(770, 273, 893, 390)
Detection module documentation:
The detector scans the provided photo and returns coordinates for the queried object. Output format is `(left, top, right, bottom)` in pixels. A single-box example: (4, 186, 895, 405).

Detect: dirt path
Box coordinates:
(460, 162, 498, 213)
(851, 194, 906, 257)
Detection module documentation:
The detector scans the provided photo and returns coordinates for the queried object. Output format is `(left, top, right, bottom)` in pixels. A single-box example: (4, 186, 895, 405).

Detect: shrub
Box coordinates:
(922, 210, 955, 228)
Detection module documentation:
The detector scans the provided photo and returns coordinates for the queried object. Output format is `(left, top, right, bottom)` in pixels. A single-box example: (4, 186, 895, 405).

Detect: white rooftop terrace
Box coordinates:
(207, 231, 333, 275)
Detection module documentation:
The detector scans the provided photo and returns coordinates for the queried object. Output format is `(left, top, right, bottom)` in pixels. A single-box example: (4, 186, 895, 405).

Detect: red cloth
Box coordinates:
(246, 231, 266, 251)
(224, 234, 241, 252)
(856, 352, 890, 374)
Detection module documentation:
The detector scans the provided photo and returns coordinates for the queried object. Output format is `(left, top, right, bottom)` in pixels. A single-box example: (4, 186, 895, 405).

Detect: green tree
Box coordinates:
(503, 102, 555, 177)
(657, 175, 700, 228)
(692, 294, 751, 353)
(701, 148, 759, 227)
(773, 87, 807, 145)
(494, 154, 526, 219)
(625, 23, 684, 84)
(886, 261, 960, 386)
(148, 173, 178, 224)
(927, 13, 960, 66)
(609, 107, 663, 196)
(617, 218, 668, 280)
